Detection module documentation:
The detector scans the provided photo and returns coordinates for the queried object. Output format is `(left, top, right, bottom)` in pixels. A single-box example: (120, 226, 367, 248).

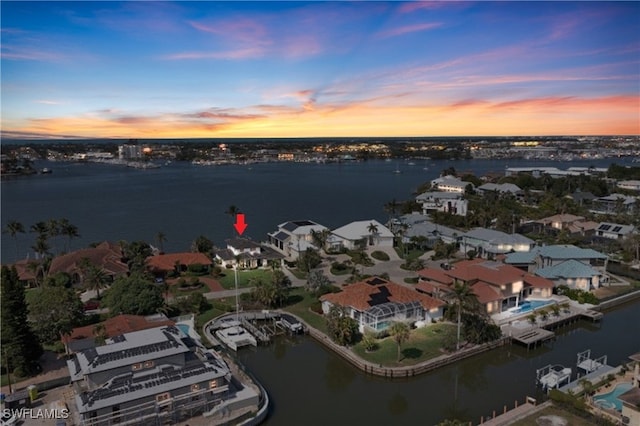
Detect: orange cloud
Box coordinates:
(4, 94, 638, 139)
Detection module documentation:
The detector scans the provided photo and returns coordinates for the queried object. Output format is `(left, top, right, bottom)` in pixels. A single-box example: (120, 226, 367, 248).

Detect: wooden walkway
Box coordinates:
(581, 310, 604, 321)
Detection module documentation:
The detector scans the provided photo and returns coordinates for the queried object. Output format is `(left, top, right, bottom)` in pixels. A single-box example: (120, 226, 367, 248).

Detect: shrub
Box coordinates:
(371, 251, 390, 261)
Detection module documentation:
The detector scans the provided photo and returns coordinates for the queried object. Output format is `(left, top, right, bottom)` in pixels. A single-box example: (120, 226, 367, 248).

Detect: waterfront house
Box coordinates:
(459, 228, 535, 259)
(266, 220, 329, 260)
(10, 259, 38, 287)
(430, 175, 474, 193)
(415, 191, 468, 216)
(595, 222, 636, 240)
(62, 313, 175, 354)
(67, 325, 258, 426)
(146, 252, 213, 281)
(416, 268, 454, 299)
(504, 244, 609, 290)
(616, 179, 640, 191)
(319, 277, 444, 332)
(214, 238, 283, 269)
(590, 193, 638, 215)
(421, 259, 554, 314)
(476, 182, 522, 197)
(328, 220, 394, 251)
(48, 241, 128, 286)
(564, 190, 596, 206)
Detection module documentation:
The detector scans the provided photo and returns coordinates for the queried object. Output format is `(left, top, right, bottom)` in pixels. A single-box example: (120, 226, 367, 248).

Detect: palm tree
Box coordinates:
(389, 322, 411, 362)
(78, 257, 109, 299)
(367, 222, 379, 246)
(46, 219, 60, 254)
(446, 281, 481, 351)
(58, 219, 79, 253)
(93, 323, 108, 346)
(3, 220, 25, 259)
(31, 236, 50, 260)
(310, 229, 330, 253)
(225, 205, 241, 219)
(156, 232, 167, 254)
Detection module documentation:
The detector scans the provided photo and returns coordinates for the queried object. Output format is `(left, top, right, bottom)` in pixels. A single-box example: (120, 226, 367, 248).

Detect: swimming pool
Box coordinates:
(177, 323, 191, 336)
(510, 300, 554, 314)
(594, 382, 633, 412)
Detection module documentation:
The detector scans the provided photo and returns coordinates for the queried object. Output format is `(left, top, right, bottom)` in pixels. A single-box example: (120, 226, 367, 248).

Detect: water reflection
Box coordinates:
(324, 355, 356, 392)
(387, 393, 408, 416)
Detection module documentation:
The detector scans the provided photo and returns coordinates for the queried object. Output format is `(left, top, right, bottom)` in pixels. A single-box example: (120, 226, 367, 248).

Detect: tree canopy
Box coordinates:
(103, 273, 164, 316)
(1, 266, 43, 377)
(28, 285, 85, 343)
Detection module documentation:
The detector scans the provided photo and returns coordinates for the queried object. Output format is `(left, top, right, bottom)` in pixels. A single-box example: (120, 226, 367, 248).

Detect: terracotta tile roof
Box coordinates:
(417, 268, 453, 285)
(446, 259, 525, 286)
(415, 281, 450, 297)
(49, 241, 128, 277)
(147, 252, 212, 272)
(62, 314, 175, 344)
(523, 275, 554, 289)
(320, 277, 444, 311)
(11, 259, 37, 281)
(472, 282, 503, 304)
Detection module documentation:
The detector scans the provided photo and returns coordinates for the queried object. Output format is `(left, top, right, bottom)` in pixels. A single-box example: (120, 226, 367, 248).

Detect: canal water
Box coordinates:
(237, 300, 640, 425)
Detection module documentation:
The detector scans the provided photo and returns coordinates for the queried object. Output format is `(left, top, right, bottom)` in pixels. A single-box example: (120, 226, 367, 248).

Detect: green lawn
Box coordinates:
(217, 269, 274, 289)
(352, 323, 455, 367)
(371, 251, 390, 261)
(282, 288, 328, 333)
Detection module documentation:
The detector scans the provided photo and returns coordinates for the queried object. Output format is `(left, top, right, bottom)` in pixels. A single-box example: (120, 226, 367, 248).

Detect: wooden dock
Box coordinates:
(512, 328, 555, 349)
(580, 310, 603, 321)
(241, 319, 271, 344)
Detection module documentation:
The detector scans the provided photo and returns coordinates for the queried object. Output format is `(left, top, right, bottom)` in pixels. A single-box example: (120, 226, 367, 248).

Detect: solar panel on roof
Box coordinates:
(612, 226, 622, 232)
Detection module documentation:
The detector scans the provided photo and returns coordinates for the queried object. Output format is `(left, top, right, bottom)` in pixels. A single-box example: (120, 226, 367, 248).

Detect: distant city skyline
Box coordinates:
(1, 1, 639, 139)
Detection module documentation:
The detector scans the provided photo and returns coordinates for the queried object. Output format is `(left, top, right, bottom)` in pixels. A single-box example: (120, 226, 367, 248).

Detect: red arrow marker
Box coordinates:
(234, 213, 248, 235)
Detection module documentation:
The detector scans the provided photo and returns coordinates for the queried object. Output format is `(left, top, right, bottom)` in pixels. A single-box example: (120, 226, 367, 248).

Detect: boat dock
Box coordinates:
(511, 328, 555, 349)
(536, 364, 572, 391)
(241, 318, 271, 344)
(580, 310, 603, 321)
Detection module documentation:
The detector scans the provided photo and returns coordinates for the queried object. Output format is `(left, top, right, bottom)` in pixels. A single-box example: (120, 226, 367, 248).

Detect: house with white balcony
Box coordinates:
(266, 220, 329, 259)
(415, 191, 468, 216)
(214, 238, 283, 269)
(67, 325, 258, 426)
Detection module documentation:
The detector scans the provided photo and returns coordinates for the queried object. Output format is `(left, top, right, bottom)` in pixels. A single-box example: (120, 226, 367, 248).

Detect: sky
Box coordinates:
(1, 1, 639, 139)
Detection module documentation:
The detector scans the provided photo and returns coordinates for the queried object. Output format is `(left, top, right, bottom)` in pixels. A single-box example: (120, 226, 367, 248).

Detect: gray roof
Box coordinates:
(536, 260, 600, 279)
(596, 222, 636, 235)
(226, 238, 262, 250)
(69, 326, 189, 377)
(405, 221, 459, 239)
(477, 183, 522, 194)
(332, 220, 394, 241)
(277, 220, 328, 235)
(595, 193, 638, 204)
(463, 228, 534, 245)
(394, 213, 430, 226)
(504, 245, 608, 264)
(271, 231, 290, 242)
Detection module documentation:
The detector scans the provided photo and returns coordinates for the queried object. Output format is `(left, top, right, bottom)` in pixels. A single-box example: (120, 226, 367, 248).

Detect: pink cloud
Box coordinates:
(163, 47, 266, 60)
(376, 22, 443, 39)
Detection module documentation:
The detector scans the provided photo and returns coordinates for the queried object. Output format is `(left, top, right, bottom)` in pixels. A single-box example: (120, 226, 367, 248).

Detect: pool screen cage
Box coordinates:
(362, 300, 423, 330)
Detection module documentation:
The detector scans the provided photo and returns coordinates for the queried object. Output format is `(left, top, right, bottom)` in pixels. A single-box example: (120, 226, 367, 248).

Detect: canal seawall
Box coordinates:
(291, 313, 510, 378)
(592, 288, 640, 311)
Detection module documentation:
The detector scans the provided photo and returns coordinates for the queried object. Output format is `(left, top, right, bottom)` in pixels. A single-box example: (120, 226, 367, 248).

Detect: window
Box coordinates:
(191, 384, 200, 392)
(209, 380, 218, 389)
(143, 360, 154, 369)
(132, 363, 142, 371)
(156, 393, 171, 404)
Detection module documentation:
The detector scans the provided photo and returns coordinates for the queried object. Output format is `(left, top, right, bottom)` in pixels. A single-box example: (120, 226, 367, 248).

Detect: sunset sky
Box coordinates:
(2, 1, 639, 139)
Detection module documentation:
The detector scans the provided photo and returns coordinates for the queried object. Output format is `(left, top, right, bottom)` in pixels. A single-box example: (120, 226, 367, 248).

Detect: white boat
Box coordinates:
(215, 326, 257, 351)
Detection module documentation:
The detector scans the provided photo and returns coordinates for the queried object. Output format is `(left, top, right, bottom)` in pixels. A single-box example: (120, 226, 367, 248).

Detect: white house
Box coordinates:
(214, 238, 283, 269)
(266, 220, 329, 259)
(476, 182, 522, 196)
(329, 220, 394, 250)
(460, 228, 535, 258)
(415, 191, 468, 216)
(617, 180, 640, 191)
(430, 175, 473, 193)
(595, 222, 636, 240)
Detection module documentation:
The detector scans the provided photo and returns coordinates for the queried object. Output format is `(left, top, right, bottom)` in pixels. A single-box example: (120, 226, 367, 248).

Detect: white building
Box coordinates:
(415, 191, 468, 216)
(617, 180, 640, 191)
(595, 222, 636, 240)
(329, 220, 394, 250)
(430, 175, 473, 193)
(266, 220, 329, 259)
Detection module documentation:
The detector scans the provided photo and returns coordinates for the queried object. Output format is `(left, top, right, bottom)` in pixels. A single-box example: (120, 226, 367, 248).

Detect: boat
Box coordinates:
(215, 326, 257, 351)
(279, 313, 304, 334)
(393, 163, 402, 174)
(40, 168, 52, 174)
